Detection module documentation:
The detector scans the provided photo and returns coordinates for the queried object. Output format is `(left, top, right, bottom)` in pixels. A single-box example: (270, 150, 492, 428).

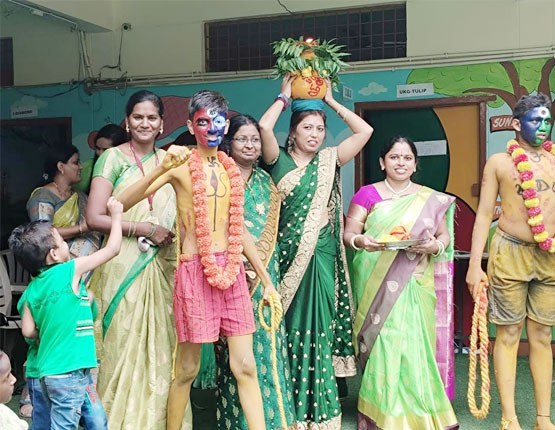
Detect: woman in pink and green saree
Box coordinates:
(344, 136, 458, 430)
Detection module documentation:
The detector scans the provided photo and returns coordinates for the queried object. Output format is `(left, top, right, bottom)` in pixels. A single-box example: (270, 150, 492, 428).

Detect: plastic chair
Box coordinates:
(0, 249, 31, 293)
(0, 257, 21, 350)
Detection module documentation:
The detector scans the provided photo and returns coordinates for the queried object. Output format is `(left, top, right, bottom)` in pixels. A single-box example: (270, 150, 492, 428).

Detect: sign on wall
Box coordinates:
(414, 139, 447, 156)
(11, 105, 37, 119)
(396, 83, 434, 98)
(489, 115, 513, 132)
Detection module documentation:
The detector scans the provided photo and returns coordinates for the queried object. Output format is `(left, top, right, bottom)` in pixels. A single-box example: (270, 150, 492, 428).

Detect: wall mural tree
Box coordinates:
(407, 58, 555, 115)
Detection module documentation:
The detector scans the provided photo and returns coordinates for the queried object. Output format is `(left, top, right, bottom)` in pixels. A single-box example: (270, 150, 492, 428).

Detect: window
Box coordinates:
(205, 5, 406, 72)
(0, 38, 14, 87)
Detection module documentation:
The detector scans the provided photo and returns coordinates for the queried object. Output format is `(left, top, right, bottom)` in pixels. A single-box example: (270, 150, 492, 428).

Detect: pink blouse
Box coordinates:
(351, 184, 383, 212)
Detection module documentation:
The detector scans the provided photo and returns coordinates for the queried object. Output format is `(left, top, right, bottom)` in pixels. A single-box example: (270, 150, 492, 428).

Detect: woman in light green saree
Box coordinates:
(344, 136, 458, 430)
(86, 91, 191, 430)
(215, 114, 297, 430)
(259, 77, 374, 429)
(27, 145, 102, 281)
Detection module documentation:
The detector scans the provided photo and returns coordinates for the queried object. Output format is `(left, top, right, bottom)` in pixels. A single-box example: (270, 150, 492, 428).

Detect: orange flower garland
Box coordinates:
(507, 139, 555, 253)
(189, 149, 245, 289)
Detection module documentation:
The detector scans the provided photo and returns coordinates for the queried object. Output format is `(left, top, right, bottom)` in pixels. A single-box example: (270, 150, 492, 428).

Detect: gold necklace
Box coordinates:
(52, 180, 73, 199)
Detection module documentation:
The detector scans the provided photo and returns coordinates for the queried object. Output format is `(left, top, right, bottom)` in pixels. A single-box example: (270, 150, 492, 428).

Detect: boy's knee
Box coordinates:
(496, 323, 523, 344)
(174, 360, 200, 386)
(528, 320, 553, 345)
(230, 354, 257, 380)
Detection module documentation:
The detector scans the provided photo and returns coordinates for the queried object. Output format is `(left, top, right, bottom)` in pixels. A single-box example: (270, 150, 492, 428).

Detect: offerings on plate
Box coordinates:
(379, 226, 411, 243)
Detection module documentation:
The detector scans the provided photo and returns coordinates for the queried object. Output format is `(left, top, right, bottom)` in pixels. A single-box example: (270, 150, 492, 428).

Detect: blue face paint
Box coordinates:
(192, 108, 227, 148)
(520, 107, 552, 146)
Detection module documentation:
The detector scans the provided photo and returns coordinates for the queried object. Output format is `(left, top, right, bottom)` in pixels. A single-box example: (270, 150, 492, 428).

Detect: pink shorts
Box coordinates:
(173, 252, 255, 343)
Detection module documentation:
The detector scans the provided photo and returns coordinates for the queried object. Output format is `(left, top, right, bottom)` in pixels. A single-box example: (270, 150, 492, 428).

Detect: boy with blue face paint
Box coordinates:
(117, 90, 276, 430)
(467, 93, 555, 430)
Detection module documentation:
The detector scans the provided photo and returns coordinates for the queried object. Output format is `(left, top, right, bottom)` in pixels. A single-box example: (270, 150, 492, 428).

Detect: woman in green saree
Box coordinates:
(26, 144, 102, 276)
(86, 90, 191, 430)
(344, 136, 458, 430)
(214, 114, 297, 430)
(259, 76, 374, 429)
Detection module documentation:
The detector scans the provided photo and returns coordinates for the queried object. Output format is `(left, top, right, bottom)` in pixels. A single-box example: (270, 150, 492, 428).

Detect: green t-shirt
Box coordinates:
(18, 290, 98, 379)
(25, 260, 97, 378)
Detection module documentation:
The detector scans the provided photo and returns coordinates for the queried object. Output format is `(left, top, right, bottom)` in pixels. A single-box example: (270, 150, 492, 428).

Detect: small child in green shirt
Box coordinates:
(8, 197, 123, 430)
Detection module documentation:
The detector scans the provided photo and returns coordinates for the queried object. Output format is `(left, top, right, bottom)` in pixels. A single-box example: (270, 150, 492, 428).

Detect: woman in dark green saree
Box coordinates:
(259, 76, 374, 429)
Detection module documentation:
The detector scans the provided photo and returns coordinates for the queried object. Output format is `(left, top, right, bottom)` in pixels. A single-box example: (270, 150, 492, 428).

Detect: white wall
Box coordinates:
(1, 0, 554, 86)
(408, 0, 555, 55)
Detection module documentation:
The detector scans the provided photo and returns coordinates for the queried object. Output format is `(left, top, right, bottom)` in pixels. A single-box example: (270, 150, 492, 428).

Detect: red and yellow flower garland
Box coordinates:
(507, 139, 555, 252)
(189, 149, 244, 289)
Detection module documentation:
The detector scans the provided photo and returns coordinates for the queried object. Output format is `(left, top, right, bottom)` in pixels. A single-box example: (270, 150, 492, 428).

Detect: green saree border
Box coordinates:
(102, 246, 158, 337)
(278, 147, 337, 313)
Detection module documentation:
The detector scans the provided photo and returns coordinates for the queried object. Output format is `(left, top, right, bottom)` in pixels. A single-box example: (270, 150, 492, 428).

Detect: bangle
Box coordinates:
(127, 222, 136, 238)
(275, 93, 290, 111)
(432, 239, 445, 257)
(145, 222, 156, 238)
(336, 106, 347, 121)
(349, 234, 363, 251)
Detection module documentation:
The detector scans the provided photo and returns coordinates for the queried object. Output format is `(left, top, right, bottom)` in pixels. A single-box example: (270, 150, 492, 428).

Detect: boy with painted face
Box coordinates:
(467, 93, 555, 430)
(118, 90, 275, 430)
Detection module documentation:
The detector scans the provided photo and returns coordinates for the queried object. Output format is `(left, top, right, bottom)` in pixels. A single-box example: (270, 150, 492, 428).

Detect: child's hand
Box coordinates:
(162, 145, 191, 170)
(107, 197, 123, 216)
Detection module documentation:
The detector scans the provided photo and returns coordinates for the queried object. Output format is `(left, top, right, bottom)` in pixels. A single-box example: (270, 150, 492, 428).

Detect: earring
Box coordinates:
(126, 123, 130, 133)
(159, 126, 164, 135)
(61, 170, 65, 175)
(287, 135, 295, 152)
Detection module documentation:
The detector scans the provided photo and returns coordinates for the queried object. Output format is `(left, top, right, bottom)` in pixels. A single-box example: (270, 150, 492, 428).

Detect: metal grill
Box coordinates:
(205, 5, 406, 72)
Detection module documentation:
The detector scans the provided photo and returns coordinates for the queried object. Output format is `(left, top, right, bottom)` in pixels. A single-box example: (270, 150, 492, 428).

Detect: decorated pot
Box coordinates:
(291, 73, 327, 99)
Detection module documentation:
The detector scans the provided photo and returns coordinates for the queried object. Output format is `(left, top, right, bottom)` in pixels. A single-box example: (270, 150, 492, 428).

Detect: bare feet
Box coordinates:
(500, 416, 522, 430)
(534, 415, 555, 430)
(19, 403, 32, 418)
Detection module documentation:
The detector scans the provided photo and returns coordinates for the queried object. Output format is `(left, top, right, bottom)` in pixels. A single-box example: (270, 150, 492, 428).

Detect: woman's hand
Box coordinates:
(148, 224, 175, 247)
(78, 219, 89, 234)
(280, 74, 295, 98)
(356, 234, 385, 252)
(409, 230, 439, 254)
(323, 78, 335, 104)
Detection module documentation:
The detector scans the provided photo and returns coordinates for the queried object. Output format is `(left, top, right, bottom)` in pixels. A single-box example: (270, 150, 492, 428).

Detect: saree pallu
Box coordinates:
(216, 167, 297, 430)
(88, 148, 191, 430)
(353, 187, 458, 430)
(269, 147, 356, 430)
(27, 188, 102, 261)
